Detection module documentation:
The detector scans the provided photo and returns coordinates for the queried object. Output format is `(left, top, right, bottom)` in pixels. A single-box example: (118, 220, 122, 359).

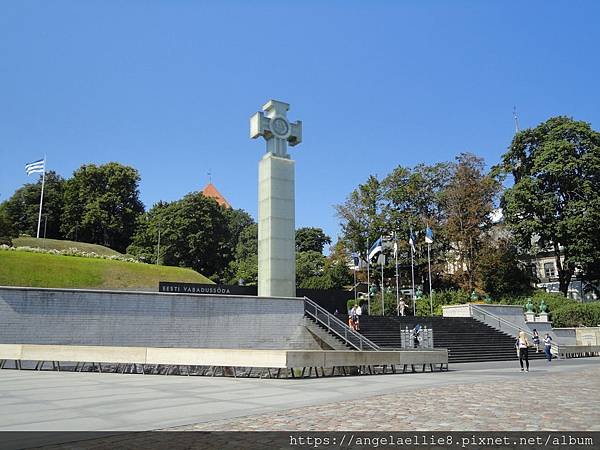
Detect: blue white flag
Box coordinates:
(351, 252, 360, 269)
(409, 229, 416, 253)
(25, 158, 45, 175)
(425, 227, 434, 244)
(368, 237, 383, 260)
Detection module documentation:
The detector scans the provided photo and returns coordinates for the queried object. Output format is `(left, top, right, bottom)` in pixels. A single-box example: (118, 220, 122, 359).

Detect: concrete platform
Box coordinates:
(0, 344, 448, 372)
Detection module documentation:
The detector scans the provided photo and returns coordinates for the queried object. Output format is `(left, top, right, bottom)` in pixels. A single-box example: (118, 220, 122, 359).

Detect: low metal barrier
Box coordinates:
(400, 326, 434, 349)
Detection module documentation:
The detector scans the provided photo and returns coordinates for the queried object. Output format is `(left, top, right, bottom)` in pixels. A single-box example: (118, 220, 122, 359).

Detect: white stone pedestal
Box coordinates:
(537, 312, 549, 323)
(525, 311, 536, 322)
(258, 153, 296, 297)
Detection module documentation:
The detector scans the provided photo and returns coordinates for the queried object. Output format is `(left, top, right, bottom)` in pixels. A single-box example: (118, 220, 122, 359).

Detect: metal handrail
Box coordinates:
(303, 296, 380, 351)
(470, 304, 560, 354)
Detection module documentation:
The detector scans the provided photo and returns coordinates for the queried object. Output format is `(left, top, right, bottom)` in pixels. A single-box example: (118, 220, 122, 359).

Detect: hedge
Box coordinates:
(550, 303, 600, 328)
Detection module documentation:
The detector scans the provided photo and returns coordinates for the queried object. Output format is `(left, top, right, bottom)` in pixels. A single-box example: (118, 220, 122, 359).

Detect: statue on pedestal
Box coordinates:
(539, 299, 548, 313)
(369, 284, 377, 298)
(525, 298, 534, 313)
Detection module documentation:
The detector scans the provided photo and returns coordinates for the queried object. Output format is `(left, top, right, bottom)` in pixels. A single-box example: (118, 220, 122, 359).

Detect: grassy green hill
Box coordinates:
(13, 237, 125, 256)
(0, 251, 212, 290)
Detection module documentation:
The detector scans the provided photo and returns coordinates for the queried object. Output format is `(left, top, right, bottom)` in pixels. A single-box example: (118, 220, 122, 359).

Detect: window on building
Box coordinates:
(528, 265, 538, 278)
(544, 262, 556, 278)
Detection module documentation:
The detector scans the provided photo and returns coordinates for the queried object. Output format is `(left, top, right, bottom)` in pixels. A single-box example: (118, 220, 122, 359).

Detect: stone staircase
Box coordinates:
(359, 316, 547, 363)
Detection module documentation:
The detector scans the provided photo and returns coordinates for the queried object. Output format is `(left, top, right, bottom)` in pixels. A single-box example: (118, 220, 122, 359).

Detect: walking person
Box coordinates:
(516, 331, 530, 372)
(532, 329, 540, 353)
(413, 324, 422, 348)
(397, 298, 406, 317)
(543, 333, 553, 362)
(349, 305, 357, 331)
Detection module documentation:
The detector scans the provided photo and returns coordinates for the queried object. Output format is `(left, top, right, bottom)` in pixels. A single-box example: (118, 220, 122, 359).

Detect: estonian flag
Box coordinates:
(25, 158, 45, 175)
(368, 237, 383, 261)
(351, 252, 360, 270)
(425, 227, 434, 244)
(409, 229, 416, 253)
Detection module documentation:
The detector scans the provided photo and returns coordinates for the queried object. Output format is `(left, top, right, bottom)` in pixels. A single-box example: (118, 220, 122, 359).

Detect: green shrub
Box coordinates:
(551, 303, 600, 328)
(367, 291, 400, 316)
(496, 291, 575, 313)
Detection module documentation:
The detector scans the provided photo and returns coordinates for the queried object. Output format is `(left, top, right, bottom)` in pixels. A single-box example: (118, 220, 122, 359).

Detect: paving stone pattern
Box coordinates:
(173, 367, 600, 431)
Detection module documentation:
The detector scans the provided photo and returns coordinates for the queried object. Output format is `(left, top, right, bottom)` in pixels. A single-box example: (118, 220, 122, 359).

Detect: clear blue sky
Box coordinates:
(1, 1, 599, 245)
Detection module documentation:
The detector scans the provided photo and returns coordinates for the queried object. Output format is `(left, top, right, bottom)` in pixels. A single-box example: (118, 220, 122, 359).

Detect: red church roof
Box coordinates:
(202, 183, 231, 209)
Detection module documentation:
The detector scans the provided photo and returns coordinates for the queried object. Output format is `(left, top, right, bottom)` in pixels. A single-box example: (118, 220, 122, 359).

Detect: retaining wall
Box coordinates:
(0, 287, 319, 350)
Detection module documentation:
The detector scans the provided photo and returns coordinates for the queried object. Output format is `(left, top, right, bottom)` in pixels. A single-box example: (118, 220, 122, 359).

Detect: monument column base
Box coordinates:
(258, 153, 296, 297)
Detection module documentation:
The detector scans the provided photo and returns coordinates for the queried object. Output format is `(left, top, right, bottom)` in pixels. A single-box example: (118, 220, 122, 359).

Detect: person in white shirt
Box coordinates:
(398, 298, 406, 316)
(515, 331, 530, 372)
(355, 304, 362, 331)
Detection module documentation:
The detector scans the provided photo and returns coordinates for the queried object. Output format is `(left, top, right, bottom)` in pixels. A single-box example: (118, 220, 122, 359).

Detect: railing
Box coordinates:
(303, 297, 380, 351)
(470, 304, 560, 355)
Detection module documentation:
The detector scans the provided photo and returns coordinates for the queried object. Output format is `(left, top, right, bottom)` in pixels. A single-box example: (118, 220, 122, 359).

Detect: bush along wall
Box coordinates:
(550, 303, 600, 328)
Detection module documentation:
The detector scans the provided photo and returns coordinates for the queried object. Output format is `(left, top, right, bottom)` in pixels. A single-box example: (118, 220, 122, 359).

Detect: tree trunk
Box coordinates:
(554, 243, 573, 297)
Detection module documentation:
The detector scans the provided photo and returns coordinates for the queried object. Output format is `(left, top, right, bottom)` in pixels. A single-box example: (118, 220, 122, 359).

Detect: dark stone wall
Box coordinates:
(0, 287, 319, 349)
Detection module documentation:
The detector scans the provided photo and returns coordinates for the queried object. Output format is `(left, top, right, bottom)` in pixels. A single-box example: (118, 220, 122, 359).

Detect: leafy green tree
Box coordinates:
(477, 237, 533, 298)
(127, 193, 231, 278)
(296, 250, 326, 288)
(220, 209, 256, 282)
(335, 175, 386, 262)
(295, 227, 331, 253)
(227, 222, 258, 285)
(0, 205, 17, 245)
(442, 153, 501, 291)
(1, 171, 65, 239)
(496, 116, 600, 296)
(61, 163, 144, 252)
(296, 241, 353, 289)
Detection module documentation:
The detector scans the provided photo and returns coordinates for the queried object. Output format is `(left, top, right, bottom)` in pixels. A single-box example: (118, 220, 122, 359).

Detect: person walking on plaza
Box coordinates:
(532, 329, 540, 352)
(544, 333, 553, 362)
(516, 331, 530, 372)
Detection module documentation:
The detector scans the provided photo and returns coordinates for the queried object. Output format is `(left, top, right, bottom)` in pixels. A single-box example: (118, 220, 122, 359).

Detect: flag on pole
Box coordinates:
(409, 229, 416, 252)
(351, 252, 360, 270)
(368, 237, 383, 260)
(425, 227, 434, 244)
(25, 158, 45, 175)
(393, 240, 398, 258)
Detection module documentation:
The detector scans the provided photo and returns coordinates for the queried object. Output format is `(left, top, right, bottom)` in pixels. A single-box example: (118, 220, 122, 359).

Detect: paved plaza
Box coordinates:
(1, 358, 599, 434)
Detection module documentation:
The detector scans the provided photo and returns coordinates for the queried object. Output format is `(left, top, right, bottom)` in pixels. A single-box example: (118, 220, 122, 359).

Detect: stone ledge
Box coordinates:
(0, 344, 448, 369)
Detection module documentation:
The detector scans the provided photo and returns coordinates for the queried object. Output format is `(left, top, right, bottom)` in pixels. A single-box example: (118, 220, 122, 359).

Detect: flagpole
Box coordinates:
(395, 231, 399, 316)
(366, 240, 370, 315)
(427, 242, 433, 316)
(380, 235, 384, 316)
(353, 264, 357, 302)
(36, 156, 46, 239)
(411, 243, 416, 316)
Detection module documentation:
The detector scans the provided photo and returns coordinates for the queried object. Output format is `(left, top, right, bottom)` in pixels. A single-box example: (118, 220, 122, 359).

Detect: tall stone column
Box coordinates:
(258, 154, 295, 297)
(250, 100, 302, 297)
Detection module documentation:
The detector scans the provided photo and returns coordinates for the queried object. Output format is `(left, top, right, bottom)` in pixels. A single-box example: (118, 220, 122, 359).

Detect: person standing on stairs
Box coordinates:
(532, 329, 540, 352)
(516, 331, 530, 372)
(355, 303, 362, 331)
